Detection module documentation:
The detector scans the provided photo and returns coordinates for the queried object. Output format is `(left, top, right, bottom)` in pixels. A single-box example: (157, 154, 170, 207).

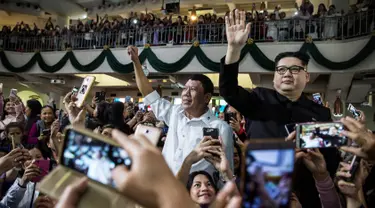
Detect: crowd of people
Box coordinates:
(0, 7, 374, 208)
(0, 0, 374, 52)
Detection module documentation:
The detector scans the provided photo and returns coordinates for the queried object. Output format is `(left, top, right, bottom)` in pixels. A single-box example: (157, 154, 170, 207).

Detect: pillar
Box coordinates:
(55, 15, 69, 27)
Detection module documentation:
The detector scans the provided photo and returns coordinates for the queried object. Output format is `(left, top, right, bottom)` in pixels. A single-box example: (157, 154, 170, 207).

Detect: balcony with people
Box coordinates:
(0, 0, 374, 52)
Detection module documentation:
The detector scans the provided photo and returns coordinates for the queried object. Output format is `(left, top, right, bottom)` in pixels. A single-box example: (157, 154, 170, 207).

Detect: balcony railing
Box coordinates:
(0, 10, 374, 52)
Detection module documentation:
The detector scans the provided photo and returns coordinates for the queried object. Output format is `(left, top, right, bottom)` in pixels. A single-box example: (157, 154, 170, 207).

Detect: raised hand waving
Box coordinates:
(225, 9, 251, 49)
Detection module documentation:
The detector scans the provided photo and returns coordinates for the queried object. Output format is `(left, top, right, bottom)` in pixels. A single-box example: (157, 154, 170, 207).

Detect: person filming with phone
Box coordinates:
(219, 9, 340, 207)
(128, 45, 234, 176)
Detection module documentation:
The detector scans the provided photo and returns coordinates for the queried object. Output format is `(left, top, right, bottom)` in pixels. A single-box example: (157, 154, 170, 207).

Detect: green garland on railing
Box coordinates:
(1, 34, 375, 73)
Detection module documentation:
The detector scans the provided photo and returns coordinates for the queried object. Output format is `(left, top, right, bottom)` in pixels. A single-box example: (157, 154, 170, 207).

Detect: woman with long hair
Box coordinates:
(24, 99, 42, 137)
(28, 105, 55, 145)
(107, 102, 131, 134)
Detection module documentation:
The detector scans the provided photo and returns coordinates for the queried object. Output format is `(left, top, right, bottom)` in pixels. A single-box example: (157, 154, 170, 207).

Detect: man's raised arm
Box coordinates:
(128, 46, 173, 125)
(219, 10, 262, 119)
(128, 46, 153, 96)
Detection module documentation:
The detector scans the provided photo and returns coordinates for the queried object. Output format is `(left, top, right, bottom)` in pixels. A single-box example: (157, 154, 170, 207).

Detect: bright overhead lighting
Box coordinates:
(74, 74, 130, 87)
(204, 73, 255, 89)
(82, 14, 87, 19)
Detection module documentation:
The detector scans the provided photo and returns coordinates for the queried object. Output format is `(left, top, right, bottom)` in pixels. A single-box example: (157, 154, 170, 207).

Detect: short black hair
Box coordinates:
(186, 171, 218, 193)
(274, 51, 310, 67)
(189, 74, 214, 95)
(5, 122, 24, 135)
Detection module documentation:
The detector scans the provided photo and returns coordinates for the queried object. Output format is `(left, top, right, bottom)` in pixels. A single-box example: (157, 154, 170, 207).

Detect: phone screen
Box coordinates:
(75, 76, 95, 108)
(297, 122, 347, 148)
(62, 129, 131, 188)
(243, 148, 294, 208)
(312, 93, 323, 105)
(203, 128, 219, 139)
(347, 104, 360, 119)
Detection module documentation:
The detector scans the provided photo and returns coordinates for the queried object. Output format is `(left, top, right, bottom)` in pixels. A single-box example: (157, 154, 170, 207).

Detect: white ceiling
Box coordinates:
(1, 0, 85, 16)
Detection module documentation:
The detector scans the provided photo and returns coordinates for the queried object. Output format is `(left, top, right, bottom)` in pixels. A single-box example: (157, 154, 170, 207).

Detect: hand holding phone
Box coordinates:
(32, 160, 51, 183)
(20, 162, 42, 186)
(0, 83, 3, 94)
(224, 112, 236, 124)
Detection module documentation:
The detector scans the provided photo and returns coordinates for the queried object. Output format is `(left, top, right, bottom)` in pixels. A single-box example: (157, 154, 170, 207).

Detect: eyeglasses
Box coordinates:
(275, 65, 306, 75)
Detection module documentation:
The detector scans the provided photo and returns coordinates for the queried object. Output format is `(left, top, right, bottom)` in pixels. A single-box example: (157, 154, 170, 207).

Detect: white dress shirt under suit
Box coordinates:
(144, 91, 234, 176)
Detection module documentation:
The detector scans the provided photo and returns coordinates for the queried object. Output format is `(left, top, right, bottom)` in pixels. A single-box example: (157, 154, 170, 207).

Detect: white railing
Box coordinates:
(0, 10, 373, 52)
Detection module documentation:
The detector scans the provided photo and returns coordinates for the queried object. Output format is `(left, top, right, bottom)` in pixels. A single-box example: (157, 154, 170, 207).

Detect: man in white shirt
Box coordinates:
(86, 150, 112, 185)
(128, 46, 234, 176)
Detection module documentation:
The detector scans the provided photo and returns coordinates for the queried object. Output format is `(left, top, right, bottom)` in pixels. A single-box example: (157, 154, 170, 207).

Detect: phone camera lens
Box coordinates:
(124, 158, 131, 166)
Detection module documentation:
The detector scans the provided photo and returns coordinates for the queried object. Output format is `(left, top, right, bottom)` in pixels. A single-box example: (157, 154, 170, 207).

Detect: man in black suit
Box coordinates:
(219, 10, 340, 208)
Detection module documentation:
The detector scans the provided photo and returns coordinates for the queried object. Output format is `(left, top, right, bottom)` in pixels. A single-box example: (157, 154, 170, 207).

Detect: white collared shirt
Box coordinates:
(144, 91, 234, 176)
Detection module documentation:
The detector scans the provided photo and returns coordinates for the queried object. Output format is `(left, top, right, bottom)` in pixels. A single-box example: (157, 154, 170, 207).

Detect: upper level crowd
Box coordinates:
(0, 0, 374, 52)
(0, 7, 374, 208)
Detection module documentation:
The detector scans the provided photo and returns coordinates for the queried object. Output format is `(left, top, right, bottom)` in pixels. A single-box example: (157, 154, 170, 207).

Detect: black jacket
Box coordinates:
(219, 58, 340, 208)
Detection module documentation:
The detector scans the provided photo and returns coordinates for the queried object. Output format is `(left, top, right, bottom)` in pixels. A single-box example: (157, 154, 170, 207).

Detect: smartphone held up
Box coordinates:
(241, 140, 295, 208)
(347, 103, 360, 119)
(203, 128, 219, 139)
(75, 76, 96, 108)
(38, 127, 133, 208)
(296, 122, 348, 149)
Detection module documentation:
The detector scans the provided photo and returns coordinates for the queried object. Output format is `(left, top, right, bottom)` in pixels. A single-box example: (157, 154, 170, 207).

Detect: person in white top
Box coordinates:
(128, 46, 234, 176)
(86, 150, 112, 185)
